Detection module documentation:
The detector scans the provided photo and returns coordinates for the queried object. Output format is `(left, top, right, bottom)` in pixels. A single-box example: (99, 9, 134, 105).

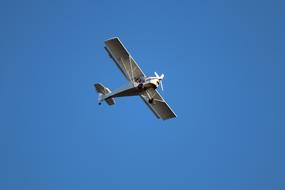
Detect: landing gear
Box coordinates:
(138, 83, 143, 89)
(148, 98, 154, 104)
(98, 102, 102, 105)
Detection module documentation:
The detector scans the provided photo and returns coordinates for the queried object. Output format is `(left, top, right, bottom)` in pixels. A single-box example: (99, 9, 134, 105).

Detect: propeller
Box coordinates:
(160, 80, 164, 91)
(154, 72, 159, 78)
(154, 72, 165, 91)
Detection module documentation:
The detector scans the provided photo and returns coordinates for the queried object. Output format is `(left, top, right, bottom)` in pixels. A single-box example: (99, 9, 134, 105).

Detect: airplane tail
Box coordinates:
(94, 83, 115, 105)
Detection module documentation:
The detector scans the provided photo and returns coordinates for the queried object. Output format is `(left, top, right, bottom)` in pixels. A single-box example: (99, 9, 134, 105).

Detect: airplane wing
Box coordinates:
(140, 89, 176, 120)
(104, 37, 146, 82)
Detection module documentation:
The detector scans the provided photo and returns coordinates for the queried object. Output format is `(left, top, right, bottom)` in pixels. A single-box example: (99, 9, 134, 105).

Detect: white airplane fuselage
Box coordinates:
(100, 76, 161, 103)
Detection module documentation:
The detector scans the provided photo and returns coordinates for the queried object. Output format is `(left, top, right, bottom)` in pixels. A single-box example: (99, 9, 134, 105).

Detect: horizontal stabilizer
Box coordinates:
(105, 98, 115, 105)
(94, 83, 115, 105)
(95, 83, 111, 95)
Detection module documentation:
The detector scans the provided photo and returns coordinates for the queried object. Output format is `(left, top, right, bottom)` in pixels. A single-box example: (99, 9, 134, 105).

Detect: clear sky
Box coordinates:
(1, 0, 285, 189)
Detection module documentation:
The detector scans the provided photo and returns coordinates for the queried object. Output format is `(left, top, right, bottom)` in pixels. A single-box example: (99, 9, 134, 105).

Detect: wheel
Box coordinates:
(138, 83, 143, 89)
(98, 102, 102, 105)
(148, 98, 154, 104)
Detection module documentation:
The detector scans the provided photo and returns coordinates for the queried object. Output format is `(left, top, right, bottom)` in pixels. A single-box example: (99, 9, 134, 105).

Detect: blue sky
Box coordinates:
(1, 0, 285, 189)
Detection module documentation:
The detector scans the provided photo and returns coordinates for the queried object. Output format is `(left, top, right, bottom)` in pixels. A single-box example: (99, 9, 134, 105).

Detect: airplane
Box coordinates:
(95, 37, 176, 120)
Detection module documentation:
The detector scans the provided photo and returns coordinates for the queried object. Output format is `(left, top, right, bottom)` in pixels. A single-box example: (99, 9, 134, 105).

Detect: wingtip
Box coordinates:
(104, 36, 120, 43)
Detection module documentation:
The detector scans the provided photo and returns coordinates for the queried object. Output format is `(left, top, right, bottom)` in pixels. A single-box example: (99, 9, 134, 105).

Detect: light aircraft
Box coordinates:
(95, 37, 176, 120)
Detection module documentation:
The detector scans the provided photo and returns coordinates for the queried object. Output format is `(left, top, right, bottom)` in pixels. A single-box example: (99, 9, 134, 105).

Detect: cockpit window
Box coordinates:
(136, 76, 145, 83)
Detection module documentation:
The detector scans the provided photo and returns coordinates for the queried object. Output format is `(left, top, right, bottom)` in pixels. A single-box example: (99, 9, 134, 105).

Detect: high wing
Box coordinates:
(140, 89, 176, 120)
(104, 37, 145, 82)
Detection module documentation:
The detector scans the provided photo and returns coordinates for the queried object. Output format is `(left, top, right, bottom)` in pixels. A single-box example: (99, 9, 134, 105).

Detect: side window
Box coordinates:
(138, 76, 145, 83)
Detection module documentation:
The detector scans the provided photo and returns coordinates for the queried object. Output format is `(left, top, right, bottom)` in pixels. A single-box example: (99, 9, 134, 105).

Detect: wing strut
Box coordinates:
(142, 90, 164, 104)
(120, 56, 137, 83)
(129, 56, 134, 82)
(120, 57, 132, 81)
(104, 37, 146, 82)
